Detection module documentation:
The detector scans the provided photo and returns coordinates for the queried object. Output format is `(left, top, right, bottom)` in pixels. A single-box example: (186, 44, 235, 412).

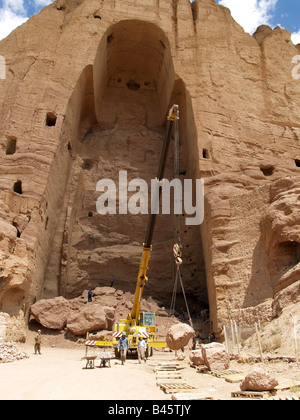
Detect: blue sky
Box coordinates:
(215, 0, 300, 42)
(0, 0, 299, 43)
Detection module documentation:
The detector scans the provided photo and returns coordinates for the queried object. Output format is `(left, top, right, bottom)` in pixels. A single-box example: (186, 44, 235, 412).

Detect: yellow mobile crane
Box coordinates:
(86, 105, 179, 357)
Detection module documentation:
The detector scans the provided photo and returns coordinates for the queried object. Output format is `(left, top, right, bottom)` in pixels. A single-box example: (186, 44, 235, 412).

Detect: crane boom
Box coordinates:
(86, 105, 179, 355)
(129, 105, 179, 324)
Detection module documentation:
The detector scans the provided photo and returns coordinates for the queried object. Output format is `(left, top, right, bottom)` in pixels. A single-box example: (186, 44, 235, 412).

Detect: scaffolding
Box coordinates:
(223, 319, 300, 362)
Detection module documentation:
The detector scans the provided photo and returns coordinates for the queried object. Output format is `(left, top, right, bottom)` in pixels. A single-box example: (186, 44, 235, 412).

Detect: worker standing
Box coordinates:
(88, 290, 93, 302)
(138, 335, 147, 364)
(118, 332, 129, 365)
(34, 330, 42, 355)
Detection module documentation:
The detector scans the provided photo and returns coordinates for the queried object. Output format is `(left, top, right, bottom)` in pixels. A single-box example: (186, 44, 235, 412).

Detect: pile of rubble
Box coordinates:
(0, 340, 29, 363)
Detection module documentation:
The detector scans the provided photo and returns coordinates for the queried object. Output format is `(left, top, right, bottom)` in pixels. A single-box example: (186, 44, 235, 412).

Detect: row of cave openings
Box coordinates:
(6, 112, 57, 155)
(6, 113, 56, 238)
(8, 112, 58, 201)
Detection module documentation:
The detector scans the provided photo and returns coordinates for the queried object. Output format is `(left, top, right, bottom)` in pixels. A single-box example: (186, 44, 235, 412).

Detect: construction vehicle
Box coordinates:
(86, 105, 179, 356)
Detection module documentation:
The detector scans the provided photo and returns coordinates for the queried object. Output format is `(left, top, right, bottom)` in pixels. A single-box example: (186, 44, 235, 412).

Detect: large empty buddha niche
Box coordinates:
(46, 20, 208, 316)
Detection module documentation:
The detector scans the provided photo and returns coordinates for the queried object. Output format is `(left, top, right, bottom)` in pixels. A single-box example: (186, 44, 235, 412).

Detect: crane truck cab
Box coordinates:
(112, 312, 157, 357)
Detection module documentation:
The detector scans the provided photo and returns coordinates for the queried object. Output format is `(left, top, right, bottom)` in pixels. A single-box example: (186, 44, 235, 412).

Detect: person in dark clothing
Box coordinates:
(88, 290, 93, 302)
(118, 332, 129, 365)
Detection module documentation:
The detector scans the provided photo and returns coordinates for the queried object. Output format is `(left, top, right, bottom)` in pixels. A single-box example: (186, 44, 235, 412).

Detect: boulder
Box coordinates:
(240, 367, 279, 391)
(30, 297, 71, 330)
(96, 295, 118, 309)
(66, 304, 113, 336)
(189, 349, 205, 366)
(102, 306, 115, 330)
(166, 323, 194, 351)
(201, 342, 230, 371)
(90, 287, 116, 297)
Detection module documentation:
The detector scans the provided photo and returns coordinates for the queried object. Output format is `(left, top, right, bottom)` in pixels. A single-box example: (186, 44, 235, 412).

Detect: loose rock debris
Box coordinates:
(0, 341, 29, 363)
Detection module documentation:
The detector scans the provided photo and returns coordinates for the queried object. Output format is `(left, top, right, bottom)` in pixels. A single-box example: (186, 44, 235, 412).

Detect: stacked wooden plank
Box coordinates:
(205, 369, 245, 384)
(171, 393, 214, 401)
(231, 390, 277, 399)
(154, 362, 200, 396)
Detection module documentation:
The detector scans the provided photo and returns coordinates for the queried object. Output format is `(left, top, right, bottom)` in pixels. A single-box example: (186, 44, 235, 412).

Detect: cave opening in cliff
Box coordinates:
(260, 164, 275, 177)
(13, 180, 22, 195)
(202, 148, 209, 159)
(6, 136, 17, 155)
(46, 111, 57, 127)
(44, 20, 208, 320)
(277, 241, 300, 270)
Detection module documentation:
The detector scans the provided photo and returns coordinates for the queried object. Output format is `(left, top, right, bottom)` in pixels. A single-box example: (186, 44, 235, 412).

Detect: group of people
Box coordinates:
(33, 329, 147, 365)
(117, 331, 147, 365)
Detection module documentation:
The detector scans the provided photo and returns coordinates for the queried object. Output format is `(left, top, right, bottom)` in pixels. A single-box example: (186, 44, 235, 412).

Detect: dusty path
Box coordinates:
(0, 345, 171, 400)
(1, 343, 300, 401)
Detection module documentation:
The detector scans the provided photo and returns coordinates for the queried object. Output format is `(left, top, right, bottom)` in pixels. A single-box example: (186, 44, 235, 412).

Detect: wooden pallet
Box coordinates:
(156, 370, 182, 376)
(154, 362, 183, 371)
(190, 363, 198, 369)
(157, 362, 180, 366)
(156, 375, 182, 382)
(156, 379, 187, 386)
(269, 395, 299, 401)
(231, 390, 276, 399)
(195, 366, 209, 374)
(171, 393, 214, 401)
(160, 383, 198, 394)
(206, 369, 242, 378)
(154, 367, 179, 372)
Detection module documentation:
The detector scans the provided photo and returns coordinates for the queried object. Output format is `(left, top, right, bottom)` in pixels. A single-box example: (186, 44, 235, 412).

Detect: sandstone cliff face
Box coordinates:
(0, 0, 300, 339)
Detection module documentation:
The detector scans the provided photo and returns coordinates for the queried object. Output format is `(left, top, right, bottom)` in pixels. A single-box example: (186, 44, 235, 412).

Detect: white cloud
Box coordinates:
(0, 0, 53, 41)
(291, 30, 300, 45)
(33, 0, 53, 5)
(2, 0, 26, 14)
(0, 7, 28, 41)
(218, 0, 278, 34)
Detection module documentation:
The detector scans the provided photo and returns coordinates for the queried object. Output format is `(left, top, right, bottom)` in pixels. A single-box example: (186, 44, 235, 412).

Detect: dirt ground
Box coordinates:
(1, 339, 300, 401)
